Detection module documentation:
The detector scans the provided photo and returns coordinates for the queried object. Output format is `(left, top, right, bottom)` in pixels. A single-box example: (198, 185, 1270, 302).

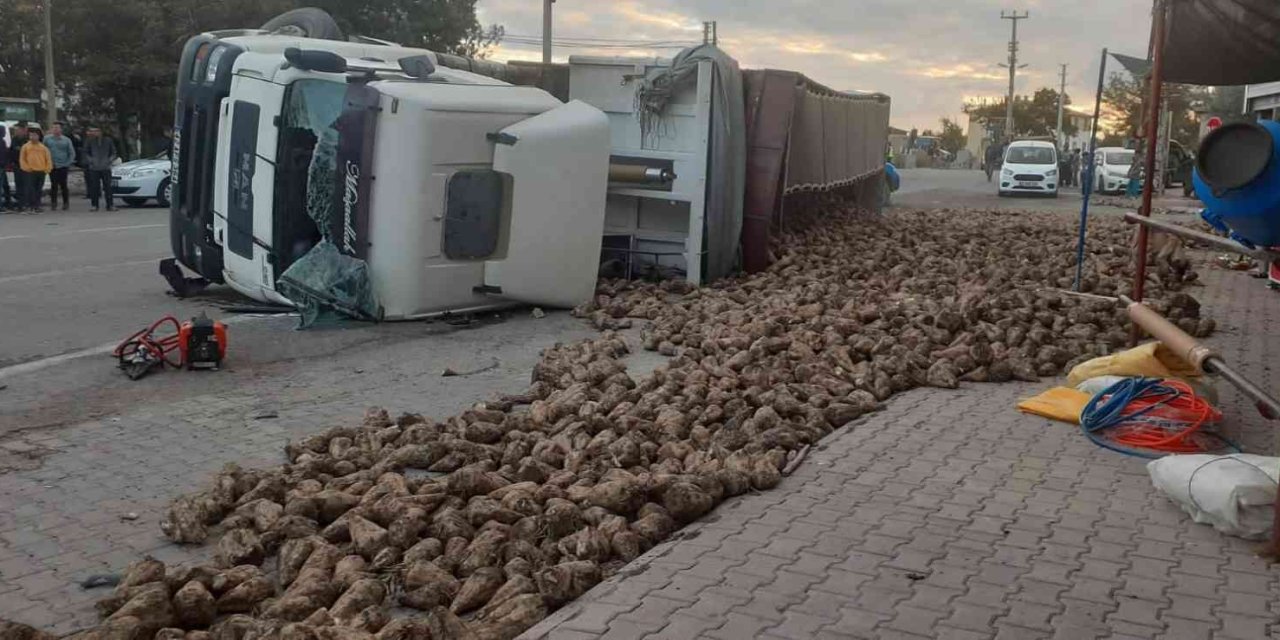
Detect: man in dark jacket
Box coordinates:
(8, 123, 28, 212)
(83, 126, 117, 211)
(0, 133, 10, 211)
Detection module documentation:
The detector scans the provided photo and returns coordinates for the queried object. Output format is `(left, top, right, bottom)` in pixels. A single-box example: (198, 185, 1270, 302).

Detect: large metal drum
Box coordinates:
(1193, 119, 1280, 247)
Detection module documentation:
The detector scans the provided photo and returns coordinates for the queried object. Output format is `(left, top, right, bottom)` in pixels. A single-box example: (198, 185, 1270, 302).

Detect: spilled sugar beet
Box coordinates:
(70, 208, 1209, 639)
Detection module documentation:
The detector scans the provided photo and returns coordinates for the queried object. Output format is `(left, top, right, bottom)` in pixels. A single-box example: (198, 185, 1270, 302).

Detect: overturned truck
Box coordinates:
(163, 9, 890, 320)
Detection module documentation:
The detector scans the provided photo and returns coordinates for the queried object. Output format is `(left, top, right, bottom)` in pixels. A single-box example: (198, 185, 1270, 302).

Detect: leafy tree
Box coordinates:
(938, 117, 967, 154)
(1100, 70, 1235, 149)
(0, 0, 502, 156)
(963, 88, 1078, 139)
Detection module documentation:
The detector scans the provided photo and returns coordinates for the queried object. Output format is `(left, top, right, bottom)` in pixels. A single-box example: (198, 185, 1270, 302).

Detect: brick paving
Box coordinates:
(1, 258, 1279, 638)
(518, 264, 1280, 639)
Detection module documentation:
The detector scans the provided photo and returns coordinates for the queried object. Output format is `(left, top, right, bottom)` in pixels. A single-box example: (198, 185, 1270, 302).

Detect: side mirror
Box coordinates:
(398, 55, 436, 79)
(284, 47, 348, 74)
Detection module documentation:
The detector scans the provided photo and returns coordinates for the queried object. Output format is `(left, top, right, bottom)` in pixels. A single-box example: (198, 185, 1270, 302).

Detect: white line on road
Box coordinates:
(0, 258, 165, 285)
(0, 223, 166, 241)
(0, 313, 293, 380)
(53, 223, 167, 236)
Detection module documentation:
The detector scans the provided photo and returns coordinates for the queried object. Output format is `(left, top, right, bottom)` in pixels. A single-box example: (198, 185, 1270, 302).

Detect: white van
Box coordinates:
(998, 140, 1059, 197)
(1091, 147, 1135, 195)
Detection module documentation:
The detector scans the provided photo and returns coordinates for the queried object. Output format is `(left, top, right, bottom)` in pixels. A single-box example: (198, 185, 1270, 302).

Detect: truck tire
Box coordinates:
(260, 8, 344, 40)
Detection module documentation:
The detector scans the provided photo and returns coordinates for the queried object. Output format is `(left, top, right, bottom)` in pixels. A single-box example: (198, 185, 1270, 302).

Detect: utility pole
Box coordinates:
(542, 0, 554, 64)
(43, 0, 56, 125)
(712, 21, 718, 46)
(1056, 63, 1068, 148)
(999, 10, 1029, 139)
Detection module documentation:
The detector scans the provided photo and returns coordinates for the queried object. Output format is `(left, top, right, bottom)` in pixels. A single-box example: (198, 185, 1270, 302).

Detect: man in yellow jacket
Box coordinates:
(19, 129, 52, 214)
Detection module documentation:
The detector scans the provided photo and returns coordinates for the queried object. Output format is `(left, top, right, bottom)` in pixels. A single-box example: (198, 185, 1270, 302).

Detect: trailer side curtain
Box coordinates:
(1163, 0, 1280, 85)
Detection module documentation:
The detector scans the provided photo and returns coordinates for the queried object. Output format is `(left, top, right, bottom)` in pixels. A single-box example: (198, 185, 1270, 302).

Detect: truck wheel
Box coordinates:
(261, 8, 344, 40)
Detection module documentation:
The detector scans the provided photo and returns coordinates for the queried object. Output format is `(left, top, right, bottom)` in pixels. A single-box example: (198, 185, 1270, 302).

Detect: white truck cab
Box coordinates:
(169, 28, 610, 320)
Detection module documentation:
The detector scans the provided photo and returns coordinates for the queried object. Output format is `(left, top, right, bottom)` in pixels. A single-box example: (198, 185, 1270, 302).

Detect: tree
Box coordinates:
(938, 117, 967, 154)
(1101, 70, 1235, 149)
(963, 87, 1078, 139)
(0, 0, 502, 157)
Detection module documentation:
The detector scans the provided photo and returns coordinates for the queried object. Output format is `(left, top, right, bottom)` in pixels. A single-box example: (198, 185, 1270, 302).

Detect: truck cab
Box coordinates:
(169, 30, 610, 320)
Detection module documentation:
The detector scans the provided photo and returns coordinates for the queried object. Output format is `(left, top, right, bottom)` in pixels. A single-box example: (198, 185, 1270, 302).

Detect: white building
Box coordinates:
(1245, 82, 1280, 120)
(1060, 106, 1096, 153)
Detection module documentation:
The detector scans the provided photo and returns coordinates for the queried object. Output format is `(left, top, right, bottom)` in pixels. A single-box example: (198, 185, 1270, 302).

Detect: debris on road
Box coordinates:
(442, 359, 502, 378)
(72, 207, 1209, 638)
(531, 308, 546, 319)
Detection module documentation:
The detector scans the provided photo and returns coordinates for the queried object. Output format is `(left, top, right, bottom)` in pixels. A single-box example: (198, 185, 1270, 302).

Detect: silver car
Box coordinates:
(112, 152, 172, 207)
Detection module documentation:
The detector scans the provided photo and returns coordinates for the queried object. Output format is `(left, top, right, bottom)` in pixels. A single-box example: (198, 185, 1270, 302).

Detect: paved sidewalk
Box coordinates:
(0, 261, 1278, 638)
(516, 269, 1280, 640)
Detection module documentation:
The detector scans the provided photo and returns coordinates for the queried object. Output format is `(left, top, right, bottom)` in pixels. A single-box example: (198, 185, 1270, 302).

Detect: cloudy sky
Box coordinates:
(476, 0, 1154, 132)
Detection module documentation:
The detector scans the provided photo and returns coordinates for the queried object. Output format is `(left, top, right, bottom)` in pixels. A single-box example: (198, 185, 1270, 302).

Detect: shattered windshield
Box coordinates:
(279, 79, 346, 242)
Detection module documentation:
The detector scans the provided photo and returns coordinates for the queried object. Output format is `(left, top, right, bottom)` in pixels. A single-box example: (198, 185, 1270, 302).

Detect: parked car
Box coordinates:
(1091, 147, 1135, 195)
(112, 151, 172, 207)
(998, 140, 1059, 197)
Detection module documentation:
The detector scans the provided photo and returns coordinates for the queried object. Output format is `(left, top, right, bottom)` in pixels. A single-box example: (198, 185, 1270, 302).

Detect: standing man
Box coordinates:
(83, 126, 117, 211)
(45, 121, 75, 210)
(8, 122, 28, 213)
(19, 129, 52, 213)
(0, 131, 11, 211)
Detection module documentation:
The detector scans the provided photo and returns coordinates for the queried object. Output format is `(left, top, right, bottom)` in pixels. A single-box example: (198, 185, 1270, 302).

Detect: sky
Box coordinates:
(475, 0, 1155, 133)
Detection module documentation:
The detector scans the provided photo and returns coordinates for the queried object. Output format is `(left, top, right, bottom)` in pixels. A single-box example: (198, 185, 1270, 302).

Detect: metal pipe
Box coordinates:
(1074, 47, 1109, 291)
(1131, 0, 1168, 345)
(542, 0, 554, 64)
(608, 164, 676, 184)
(1204, 357, 1280, 420)
(1123, 212, 1280, 261)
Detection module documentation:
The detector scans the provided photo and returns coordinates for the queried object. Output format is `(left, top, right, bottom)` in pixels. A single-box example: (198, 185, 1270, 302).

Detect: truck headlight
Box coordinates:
(205, 45, 228, 83)
(1046, 169, 1058, 177)
(1002, 168, 1013, 176)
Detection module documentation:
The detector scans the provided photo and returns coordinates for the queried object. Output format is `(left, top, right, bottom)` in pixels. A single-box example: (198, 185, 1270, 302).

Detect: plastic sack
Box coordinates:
(1017, 387, 1092, 424)
(1067, 342, 1201, 387)
(1147, 454, 1279, 539)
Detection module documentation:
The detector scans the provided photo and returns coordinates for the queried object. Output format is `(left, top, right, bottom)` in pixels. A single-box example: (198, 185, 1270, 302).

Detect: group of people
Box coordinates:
(1058, 148, 1084, 188)
(1, 121, 119, 214)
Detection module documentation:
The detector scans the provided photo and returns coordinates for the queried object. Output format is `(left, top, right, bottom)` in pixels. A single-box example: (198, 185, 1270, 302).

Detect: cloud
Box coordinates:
(476, 0, 1154, 131)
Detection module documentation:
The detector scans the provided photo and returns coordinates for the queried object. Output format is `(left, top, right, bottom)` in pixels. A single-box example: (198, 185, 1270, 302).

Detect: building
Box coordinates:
(1061, 106, 1096, 152)
(1244, 82, 1280, 120)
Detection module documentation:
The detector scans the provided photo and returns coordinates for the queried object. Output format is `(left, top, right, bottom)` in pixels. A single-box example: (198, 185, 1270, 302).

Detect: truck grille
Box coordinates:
(1014, 174, 1044, 182)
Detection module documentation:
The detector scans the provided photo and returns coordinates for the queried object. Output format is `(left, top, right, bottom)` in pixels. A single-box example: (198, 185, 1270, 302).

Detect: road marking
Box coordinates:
(0, 223, 166, 242)
(0, 313, 293, 380)
(0, 258, 164, 285)
(53, 223, 167, 236)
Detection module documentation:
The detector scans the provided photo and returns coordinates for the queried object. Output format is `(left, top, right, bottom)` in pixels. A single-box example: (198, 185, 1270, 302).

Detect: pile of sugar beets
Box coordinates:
(67, 208, 1210, 640)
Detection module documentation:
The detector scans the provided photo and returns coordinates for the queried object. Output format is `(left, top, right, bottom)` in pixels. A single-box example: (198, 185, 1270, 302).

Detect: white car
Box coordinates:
(1091, 147, 1135, 195)
(112, 152, 172, 207)
(998, 140, 1059, 198)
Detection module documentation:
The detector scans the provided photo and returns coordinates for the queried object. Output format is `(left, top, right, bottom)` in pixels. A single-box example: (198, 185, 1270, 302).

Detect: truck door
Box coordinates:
(213, 75, 286, 303)
(485, 100, 610, 308)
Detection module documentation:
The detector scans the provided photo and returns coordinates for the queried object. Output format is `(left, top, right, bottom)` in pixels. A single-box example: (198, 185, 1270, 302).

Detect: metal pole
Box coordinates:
(42, 0, 56, 125)
(1073, 48, 1108, 291)
(1130, 0, 1167, 345)
(1056, 64, 1067, 148)
(541, 0, 553, 64)
(712, 21, 718, 46)
(1001, 11, 1029, 138)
